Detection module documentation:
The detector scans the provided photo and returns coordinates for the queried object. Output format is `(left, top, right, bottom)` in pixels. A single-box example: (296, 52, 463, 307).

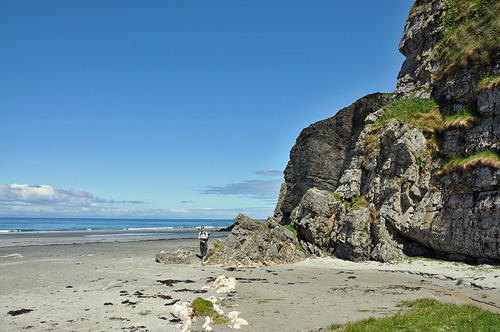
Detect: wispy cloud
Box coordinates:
(0, 184, 146, 206)
(180, 200, 194, 204)
(0, 183, 276, 219)
(0, 184, 94, 205)
(0, 201, 274, 219)
(201, 179, 282, 200)
(94, 197, 147, 204)
(255, 168, 283, 177)
(168, 208, 189, 213)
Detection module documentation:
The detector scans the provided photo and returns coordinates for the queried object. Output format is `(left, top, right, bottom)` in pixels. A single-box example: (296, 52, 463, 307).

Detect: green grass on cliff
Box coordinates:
(438, 149, 500, 175)
(440, 107, 478, 130)
(375, 99, 441, 132)
(436, 0, 500, 79)
(329, 298, 500, 331)
(283, 224, 297, 237)
(374, 99, 479, 133)
(478, 75, 500, 90)
(344, 195, 369, 212)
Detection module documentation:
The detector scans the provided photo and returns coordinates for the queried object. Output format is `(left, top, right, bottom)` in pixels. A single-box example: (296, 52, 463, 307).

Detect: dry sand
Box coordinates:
(1, 233, 499, 332)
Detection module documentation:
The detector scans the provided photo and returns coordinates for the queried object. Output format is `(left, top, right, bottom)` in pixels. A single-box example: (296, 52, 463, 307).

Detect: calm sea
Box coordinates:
(0, 217, 233, 233)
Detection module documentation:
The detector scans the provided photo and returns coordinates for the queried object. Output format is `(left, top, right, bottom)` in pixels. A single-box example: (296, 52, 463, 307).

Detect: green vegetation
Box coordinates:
(478, 75, 500, 90)
(374, 99, 442, 133)
(438, 149, 500, 175)
(330, 192, 342, 201)
(436, 0, 500, 79)
(283, 224, 298, 237)
(440, 107, 478, 131)
(190, 297, 228, 324)
(344, 195, 369, 212)
(372, 99, 479, 134)
(329, 298, 500, 331)
(427, 134, 441, 154)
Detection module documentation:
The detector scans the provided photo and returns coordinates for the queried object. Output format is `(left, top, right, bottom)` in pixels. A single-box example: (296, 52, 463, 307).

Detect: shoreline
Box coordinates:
(1, 237, 499, 331)
(0, 228, 230, 248)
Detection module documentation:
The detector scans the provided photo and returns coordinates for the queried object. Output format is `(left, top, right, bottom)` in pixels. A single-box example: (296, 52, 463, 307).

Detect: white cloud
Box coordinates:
(255, 168, 283, 177)
(0, 183, 276, 219)
(168, 208, 189, 213)
(0, 183, 147, 208)
(201, 179, 282, 201)
(0, 201, 274, 219)
(0, 184, 94, 205)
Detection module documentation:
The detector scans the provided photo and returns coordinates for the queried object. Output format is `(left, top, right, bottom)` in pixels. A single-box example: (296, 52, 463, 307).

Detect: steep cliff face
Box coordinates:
(275, 0, 500, 263)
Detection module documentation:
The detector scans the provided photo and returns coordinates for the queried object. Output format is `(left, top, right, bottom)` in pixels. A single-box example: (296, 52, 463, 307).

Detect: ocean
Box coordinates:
(0, 217, 233, 233)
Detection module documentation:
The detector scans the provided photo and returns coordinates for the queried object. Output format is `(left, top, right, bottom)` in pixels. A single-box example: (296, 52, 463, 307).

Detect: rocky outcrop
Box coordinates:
(279, 93, 394, 223)
(395, 0, 446, 99)
(396, 0, 500, 113)
(156, 249, 199, 264)
(202, 213, 307, 266)
(273, 0, 500, 263)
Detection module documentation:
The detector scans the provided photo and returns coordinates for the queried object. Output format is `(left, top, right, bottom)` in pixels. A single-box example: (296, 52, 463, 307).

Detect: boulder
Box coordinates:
(156, 249, 199, 264)
(202, 213, 308, 266)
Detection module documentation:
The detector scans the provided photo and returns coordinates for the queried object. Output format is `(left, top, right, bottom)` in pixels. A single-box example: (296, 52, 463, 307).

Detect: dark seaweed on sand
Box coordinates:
(156, 279, 195, 287)
(8, 309, 33, 316)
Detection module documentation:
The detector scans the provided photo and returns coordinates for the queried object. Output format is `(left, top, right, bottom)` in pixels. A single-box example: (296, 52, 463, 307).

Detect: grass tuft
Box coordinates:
(329, 298, 500, 331)
(344, 195, 369, 212)
(438, 150, 500, 175)
(478, 75, 500, 91)
(190, 297, 228, 324)
(283, 224, 297, 237)
(439, 107, 478, 131)
(374, 99, 442, 133)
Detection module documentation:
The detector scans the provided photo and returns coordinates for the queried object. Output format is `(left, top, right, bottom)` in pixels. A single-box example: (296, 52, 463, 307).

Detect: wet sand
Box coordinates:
(1, 234, 499, 331)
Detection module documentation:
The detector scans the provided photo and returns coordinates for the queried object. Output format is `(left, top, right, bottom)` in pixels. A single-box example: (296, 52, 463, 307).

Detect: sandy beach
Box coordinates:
(1, 232, 499, 332)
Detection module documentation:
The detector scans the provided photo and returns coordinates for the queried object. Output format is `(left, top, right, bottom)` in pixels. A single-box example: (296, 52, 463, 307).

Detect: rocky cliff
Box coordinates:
(274, 0, 500, 263)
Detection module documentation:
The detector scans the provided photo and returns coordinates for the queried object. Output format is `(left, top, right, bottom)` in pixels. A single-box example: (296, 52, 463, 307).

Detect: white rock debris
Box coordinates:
(201, 316, 213, 331)
(170, 276, 248, 331)
(227, 311, 248, 329)
(202, 275, 238, 293)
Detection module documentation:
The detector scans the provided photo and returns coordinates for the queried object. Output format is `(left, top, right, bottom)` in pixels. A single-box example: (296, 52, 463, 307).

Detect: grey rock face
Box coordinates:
(203, 213, 307, 266)
(273, 0, 500, 263)
(278, 84, 500, 262)
(280, 93, 394, 224)
(290, 187, 342, 251)
(395, 0, 445, 99)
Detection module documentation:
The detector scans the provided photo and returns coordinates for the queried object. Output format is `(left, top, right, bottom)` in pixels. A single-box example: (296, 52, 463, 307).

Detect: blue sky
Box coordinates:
(0, 0, 414, 219)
